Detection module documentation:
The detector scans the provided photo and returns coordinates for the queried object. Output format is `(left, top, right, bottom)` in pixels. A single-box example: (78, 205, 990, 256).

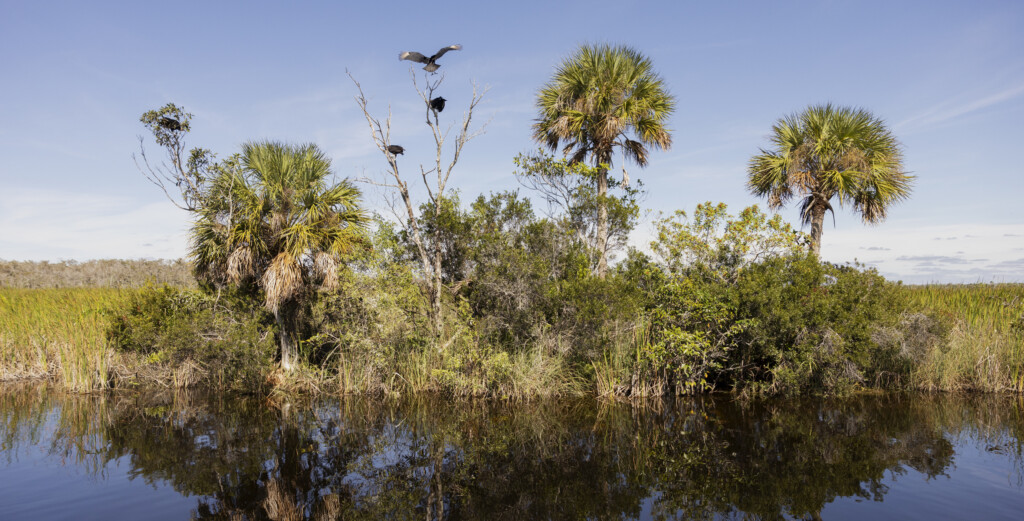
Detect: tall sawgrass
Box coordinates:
(0, 288, 127, 391)
(593, 319, 648, 397)
(902, 284, 1024, 392)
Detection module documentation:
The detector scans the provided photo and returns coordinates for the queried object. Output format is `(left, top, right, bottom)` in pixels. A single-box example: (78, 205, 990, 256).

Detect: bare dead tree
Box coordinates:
(348, 69, 488, 336)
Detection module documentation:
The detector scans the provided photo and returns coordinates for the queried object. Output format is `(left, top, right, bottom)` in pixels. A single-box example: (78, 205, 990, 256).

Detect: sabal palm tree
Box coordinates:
(747, 104, 913, 256)
(190, 141, 366, 371)
(533, 43, 675, 277)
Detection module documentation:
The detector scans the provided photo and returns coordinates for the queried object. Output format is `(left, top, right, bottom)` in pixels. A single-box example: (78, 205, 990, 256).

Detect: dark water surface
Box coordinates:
(1, 385, 1021, 520)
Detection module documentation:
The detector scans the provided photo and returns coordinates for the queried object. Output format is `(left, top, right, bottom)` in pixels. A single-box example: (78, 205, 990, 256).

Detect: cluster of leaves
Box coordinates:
(107, 284, 276, 389)
(416, 190, 643, 360)
(637, 203, 915, 395)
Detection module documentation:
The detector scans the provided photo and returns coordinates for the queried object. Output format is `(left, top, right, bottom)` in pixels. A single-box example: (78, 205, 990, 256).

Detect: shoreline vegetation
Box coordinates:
(5, 46, 1020, 398)
(1, 259, 1021, 397)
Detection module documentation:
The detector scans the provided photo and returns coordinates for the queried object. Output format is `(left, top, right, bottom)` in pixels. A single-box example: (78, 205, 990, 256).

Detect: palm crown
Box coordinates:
(533, 43, 674, 167)
(533, 43, 675, 275)
(747, 104, 913, 255)
(189, 142, 366, 369)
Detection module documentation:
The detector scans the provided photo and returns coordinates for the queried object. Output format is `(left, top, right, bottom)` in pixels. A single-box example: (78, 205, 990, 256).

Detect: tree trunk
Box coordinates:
(596, 158, 610, 278)
(397, 182, 441, 338)
(432, 203, 443, 339)
(274, 308, 296, 372)
(809, 200, 826, 257)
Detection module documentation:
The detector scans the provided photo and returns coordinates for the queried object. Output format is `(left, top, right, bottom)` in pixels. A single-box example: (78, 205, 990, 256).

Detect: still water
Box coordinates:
(0, 384, 1021, 520)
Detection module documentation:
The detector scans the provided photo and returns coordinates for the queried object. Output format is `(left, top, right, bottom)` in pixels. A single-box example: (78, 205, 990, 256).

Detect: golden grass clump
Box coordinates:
(0, 288, 127, 391)
(903, 283, 1024, 392)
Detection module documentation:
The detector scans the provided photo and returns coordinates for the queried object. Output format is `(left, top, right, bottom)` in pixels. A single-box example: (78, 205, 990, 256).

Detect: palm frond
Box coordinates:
(746, 103, 912, 247)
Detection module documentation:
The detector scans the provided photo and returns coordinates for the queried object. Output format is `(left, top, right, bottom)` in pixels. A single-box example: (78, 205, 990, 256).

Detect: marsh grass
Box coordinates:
(4, 284, 1022, 397)
(0, 288, 128, 391)
(903, 284, 1024, 392)
(594, 319, 648, 397)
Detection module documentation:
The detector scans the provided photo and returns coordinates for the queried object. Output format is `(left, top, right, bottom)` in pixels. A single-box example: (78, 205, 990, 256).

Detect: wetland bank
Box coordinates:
(2, 36, 1024, 521)
(3, 273, 1021, 520)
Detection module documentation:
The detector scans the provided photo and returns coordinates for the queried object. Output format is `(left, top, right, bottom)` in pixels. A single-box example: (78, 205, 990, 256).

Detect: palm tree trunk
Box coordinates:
(274, 308, 296, 372)
(809, 201, 826, 257)
(596, 154, 610, 278)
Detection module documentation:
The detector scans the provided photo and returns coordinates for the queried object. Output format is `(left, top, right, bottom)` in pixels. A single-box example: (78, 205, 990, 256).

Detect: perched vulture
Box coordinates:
(399, 44, 462, 73)
(158, 117, 182, 131)
(429, 97, 446, 113)
(387, 145, 405, 155)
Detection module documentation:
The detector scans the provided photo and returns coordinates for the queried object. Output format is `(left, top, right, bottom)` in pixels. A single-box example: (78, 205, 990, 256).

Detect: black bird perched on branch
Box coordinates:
(387, 145, 405, 155)
(429, 97, 446, 113)
(399, 44, 462, 73)
(158, 117, 181, 131)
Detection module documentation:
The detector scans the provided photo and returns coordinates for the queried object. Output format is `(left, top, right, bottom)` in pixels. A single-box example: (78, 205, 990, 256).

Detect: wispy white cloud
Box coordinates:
(897, 81, 1024, 130)
(822, 223, 1024, 283)
(0, 188, 188, 261)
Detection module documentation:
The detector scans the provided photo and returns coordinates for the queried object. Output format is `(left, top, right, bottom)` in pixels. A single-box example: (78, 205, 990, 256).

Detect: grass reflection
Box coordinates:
(1, 386, 1021, 520)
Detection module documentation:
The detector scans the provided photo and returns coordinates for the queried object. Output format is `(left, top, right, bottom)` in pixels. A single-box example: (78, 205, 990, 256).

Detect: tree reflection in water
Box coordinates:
(1, 385, 1021, 520)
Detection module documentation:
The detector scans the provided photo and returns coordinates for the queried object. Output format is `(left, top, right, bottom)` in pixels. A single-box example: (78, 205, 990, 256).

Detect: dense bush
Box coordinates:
(107, 284, 276, 389)
(731, 257, 906, 394)
(638, 203, 915, 395)
(82, 198, 1002, 398)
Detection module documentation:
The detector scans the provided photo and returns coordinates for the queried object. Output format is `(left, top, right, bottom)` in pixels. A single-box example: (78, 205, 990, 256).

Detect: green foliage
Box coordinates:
(107, 284, 276, 389)
(639, 204, 804, 393)
(733, 257, 906, 394)
(532, 44, 674, 275)
(652, 202, 805, 280)
(642, 203, 909, 395)
(747, 103, 913, 254)
(514, 152, 643, 268)
(309, 219, 441, 393)
(188, 140, 368, 371)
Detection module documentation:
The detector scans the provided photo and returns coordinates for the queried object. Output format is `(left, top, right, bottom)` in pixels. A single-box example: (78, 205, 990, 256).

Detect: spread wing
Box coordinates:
(399, 51, 429, 64)
(430, 44, 462, 60)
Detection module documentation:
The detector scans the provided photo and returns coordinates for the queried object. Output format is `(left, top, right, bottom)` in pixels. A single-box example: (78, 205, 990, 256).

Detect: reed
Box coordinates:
(0, 288, 128, 391)
(902, 283, 1024, 392)
(593, 319, 648, 397)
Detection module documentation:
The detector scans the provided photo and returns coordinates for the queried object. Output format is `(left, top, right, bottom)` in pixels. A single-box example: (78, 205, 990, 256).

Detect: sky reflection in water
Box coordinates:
(1, 385, 1021, 520)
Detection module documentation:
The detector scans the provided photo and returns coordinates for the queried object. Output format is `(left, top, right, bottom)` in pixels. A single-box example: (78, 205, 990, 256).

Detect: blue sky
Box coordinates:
(1, 0, 1022, 283)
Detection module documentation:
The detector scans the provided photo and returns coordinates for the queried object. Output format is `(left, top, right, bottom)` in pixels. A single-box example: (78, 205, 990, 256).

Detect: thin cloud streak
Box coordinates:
(897, 81, 1024, 129)
(0, 188, 188, 261)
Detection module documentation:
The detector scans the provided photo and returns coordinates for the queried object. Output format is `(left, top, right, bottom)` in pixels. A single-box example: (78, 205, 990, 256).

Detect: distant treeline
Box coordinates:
(0, 259, 196, 289)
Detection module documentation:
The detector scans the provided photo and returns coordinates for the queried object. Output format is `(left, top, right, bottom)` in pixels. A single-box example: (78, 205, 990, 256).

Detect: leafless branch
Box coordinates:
(349, 67, 488, 336)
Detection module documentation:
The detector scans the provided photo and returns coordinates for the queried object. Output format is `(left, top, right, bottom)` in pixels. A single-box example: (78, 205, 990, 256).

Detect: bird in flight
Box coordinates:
(429, 97, 446, 113)
(399, 45, 462, 73)
(387, 145, 405, 156)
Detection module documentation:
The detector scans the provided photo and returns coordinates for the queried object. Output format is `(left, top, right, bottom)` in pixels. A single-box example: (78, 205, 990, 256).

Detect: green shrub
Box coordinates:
(643, 203, 912, 395)
(732, 257, 906, 394)
(107, 284, 275, 389)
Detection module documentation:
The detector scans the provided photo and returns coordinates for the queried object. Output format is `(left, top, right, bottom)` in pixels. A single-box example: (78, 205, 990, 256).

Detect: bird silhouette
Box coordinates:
(387, 145, 405, 155)
(158, 117, 181, 131)
(399, 45, 462, 73)
(429, 97, 446, 112)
